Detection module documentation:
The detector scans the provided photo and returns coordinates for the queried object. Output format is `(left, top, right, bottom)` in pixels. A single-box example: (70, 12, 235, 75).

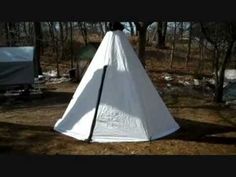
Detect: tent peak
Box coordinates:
(108, 22, 124, 31)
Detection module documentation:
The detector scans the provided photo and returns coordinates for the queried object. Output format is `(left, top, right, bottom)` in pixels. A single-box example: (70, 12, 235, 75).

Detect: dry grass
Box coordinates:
(0, 82, 235, 155)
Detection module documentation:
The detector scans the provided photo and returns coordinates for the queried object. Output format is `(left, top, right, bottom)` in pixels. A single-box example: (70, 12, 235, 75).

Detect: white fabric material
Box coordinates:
(0, 47, 34, 86)
(54, 31, 180, 142)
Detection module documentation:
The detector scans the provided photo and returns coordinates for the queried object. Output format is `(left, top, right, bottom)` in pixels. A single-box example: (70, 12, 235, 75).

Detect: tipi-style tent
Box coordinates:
(54, 29, 180, 143)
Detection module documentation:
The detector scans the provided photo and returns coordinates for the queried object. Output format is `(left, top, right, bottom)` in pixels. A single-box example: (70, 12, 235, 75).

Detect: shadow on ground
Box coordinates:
(0, 115, 235, 154)
(163, 117, 236, 145)
(0, 91, 73, 110)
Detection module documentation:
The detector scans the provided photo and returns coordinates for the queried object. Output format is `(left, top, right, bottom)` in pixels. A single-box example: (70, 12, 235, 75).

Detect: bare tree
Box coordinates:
(48, 22, 55, 53)
(22, 22, 29, 45)
(179, 22, 184, 39)
(170, 22, 177, 69)
(59, 22, 65, 60)
(196, 35, 205, 75)
(201, 22, 236, 102)
(48, 22, 60, 77)
(134, 22, 152, 67)
(53, 22, 60, 77)
(4, 23, 9, 46)
(8, 23, 16, 46)
(64, 22, 69, 42)
(28, 22, 34, 44)
(105, 22, 109, 32)
(70, 22, 74, 69)
(78, 22, 88, 45)
(23, 22, 28, 36)
(99, 22, 105, 37)
(156, 22, 167, 48)
(185, 22, 193, 67)
(33, 22, 43, 76)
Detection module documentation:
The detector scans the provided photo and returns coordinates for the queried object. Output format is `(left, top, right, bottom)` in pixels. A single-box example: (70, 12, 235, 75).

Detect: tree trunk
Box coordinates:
(59, 22, 65, 60)
(99, 22, 105, 37)
(40, 24, 44, 56)
(215, 41, 235, 102)
(51, 22, 60, 78)
(23, 22, 28, 45)
(185, 22, 192, 67)
(8, 23, 16, 46)
(134, 22, 150, 67)
(14, 23, 19, 44)
(197, 37, 204, 75)
(138, 27, 147, 66)
(33, 22, 43, 77)
(170, 22, 177, 69)
(64, 22, 69, 42)
(156, 22, 167, 48)
(70, 22, 74, 69)
(23, 22, 28, 35)
(55, 37, 60, 78)
(214, 47, 220, 93)
(105, 22, 109, 32)
(78, 22, 88, 45)
(83, 22, 88, 45)
(48, 22, 55, 53)
(16, 23, 21, 44)
(4, 23, 10, 46)
(179, 22, 184, 39)
(162, 22, 167, 45)
(157, 22, 163, 48)
(28, 22, 34, 44)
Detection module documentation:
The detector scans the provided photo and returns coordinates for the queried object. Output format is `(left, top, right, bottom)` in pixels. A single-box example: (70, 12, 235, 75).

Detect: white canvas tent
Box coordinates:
(0, 46, 34, 88)
(54, 30, 180, 142)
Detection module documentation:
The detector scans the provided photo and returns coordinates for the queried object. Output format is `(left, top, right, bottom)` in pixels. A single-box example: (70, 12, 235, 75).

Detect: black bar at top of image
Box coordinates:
(1, 0, 236, 21)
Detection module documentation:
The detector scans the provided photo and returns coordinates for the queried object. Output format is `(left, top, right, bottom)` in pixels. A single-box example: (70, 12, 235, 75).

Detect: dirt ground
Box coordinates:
(0, 46, 236, 155)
